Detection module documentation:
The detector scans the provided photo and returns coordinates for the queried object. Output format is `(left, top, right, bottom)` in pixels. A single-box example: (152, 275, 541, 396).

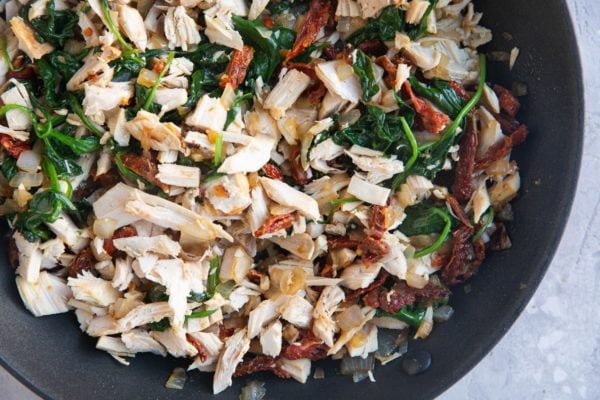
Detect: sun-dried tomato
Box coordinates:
(375, 55, 398, 87)
(282, 330, 329, 361)
(452, 125, 478, 204)
(186, 334, 210, 362)
(220, 45, 255, 89)
(262, 15, 275, 29)
(254, 212, 296, 237)
(369, 205, 387, 235)
(307, 81, 327, 105)
(493, 84, 520, 118)
(404, 81, 450, 134)
(346, 269, 389, 301)
(67, 247, 96, 278)
(446, 193, 472, 228)
(475, 124, 529, 171)
(262, 163, 284, 180)
(327, 236, 361, 250)
(0, 134, 30, 158)
(286, 0, 331, 61)
(449, 81, 471, 101)
(6, 57, 35, 80)
(357, 40, 388, 57)
(286, 62, 318, 80)
(218, 325, 235, 340)
(493, 112, 521, 135)
(358, 205, 390, 264)
(119, 153, 168, 192)
(322, 45, 339, 60)
(246, 269, 264, 284)
(234, 355, 291, 379)
(441, 226, 475, 286)
(289, 145, 309, 185)
(103, 225, 138, 256)
(363, 281, 450, 312)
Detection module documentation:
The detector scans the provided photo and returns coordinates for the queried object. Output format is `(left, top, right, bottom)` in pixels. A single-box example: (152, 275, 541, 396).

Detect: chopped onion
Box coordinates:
(338, 109, 361, 127)
(16, 150, 41, 173)
(340, 354, 374, 376)
(414, 306, 433, 339)
(216, 280, 236, 299)
(239, 380, 266, 400)
(313, 367, 325, 380)
(375, 329, 400, 358)
(93, 218, 118, 239)
(352, 371, 370, 383)
(9, 172, 43, 189)
(165, 367, 187, 390)
(433, 305, 454, 323)
(336, 305, 364, 332)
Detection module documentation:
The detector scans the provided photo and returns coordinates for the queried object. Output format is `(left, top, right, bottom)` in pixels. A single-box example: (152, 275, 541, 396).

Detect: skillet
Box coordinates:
(0, 0, 584, 398)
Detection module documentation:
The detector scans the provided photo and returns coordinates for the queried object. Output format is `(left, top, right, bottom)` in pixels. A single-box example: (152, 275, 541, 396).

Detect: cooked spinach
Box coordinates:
(0, 156, 17, 181)
(143, 52, 175, 111)
(408, 76, 466, 118)
(406, 0, 438, 40)
(224, 92, 253, 130)
(148, 317, 170, 331)
(232, 16, 296, 85)
(66, 93, 104, 137)
(266, 0, 309, 15)
(22, 0, 78, 47)
(332, 105, 412, 158)
(353, 49, 380, 102)
(376, 307, 426, 328)
(347, 6, 405, 46)
(207, 256, 221, 295)
(398, 202, 453, 258)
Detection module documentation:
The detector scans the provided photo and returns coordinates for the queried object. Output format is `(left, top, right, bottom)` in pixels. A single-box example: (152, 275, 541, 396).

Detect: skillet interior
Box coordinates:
(0, 0, 583, 399)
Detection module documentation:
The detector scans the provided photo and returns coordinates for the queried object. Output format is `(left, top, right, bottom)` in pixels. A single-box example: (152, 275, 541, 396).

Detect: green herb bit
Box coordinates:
(375, 307, 426, 328)
(413, 208, 452, 258)
(186, 309, 217, 320)
(213, 133, 224, 168)
(207, 256, 221, 295)
(473, 207, 494, 241)
(143, 52, 175, 111)
(353, 49, 380, 102)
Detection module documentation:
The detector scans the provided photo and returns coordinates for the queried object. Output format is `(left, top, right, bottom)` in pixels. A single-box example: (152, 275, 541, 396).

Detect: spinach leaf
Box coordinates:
(45, 50, 87, 81)
(23, 0, 78, 46)
(148, 318, 170, 331)
(332, 105, 411, 157)
(66, 93, 104, 137)
(43, 138, 83, 177)
(111, 56, 146, 82)
(406, 0, 438, 40)
(408, 76, 466, 118)
(353, 49, 380, 102)
(143, 52, 175, 111)
(232, 16, 296, 84)
(180, 43, 230, 66)
(375, 307, 426, 328)
(186, 309, 217, 320)
(146, 284, 169, 303)
(347, 6, 405, 46)
(0, 156, 17, 181)
(224, 92, 253, 130)
(398, 202, 453, 258)
(399, 202, 453, 236)
(185, 68, 216, 107)
(291, 42, 329, 63)
(266, 0, 309, 15)
(37, 59, 64, 108)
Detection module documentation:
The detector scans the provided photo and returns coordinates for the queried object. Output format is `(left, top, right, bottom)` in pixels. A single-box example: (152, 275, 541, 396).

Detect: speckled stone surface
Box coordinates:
(2, 0, 598, 399)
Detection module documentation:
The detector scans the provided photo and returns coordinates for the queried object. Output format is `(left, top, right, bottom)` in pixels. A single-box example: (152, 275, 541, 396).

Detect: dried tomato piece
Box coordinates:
(289, 145, 309, 185)
(357, 40, 388, 57)
(119, 153, 168, 192)
(346, 269, 389, 301)
(307, 81, 327, 105)
(246, 269, 264, 284)
(449, 81, 471, 101)
(282, 330, 329, 361)
(103, 225, 138, 256)
(404, 81, 450, 134)
(286, 0, 331, 61)
(475, 124, 529, 171)
(254, 213, 296, 237)
(322, 44, 339, 60)
(67, 247, 96, 278)
(218, 325, 235, 340)
(234, 355, 291, 379)
(452, 124, 478, 204)
(220, 45, 255, 89)
(186, 334, 210, 362)
(375, 55, 398, 87)
(446, 193, 472, 228)
(262, 163, 283, 180)
(262, 15, 275, 29)
(286, 62, 318, 80)
(493, 112, 521, 135)
(6, 57, 35, 80)
(0, 134, 30, 158)
(441, 226, 474, 285)
(493, 84, 520, 118)
(327, 236, 361, 250)
(358, 205, 390, 264)
(363, 281, 450, 313)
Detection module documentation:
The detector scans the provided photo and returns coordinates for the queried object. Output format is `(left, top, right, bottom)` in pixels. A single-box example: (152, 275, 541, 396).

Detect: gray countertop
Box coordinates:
(2, 0, 599, 399)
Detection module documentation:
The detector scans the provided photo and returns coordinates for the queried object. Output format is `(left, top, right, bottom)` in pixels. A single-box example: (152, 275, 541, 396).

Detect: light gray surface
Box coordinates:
(2, 0, 599, 399)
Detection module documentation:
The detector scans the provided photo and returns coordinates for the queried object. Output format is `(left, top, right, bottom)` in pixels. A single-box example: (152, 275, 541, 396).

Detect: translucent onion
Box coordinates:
(414, 306, 433, 339)
(406, 271, 428, 289)
(165, 367, 187, 390)
(433, 305, 454, 323)
(93, 218, 118, 239)
(340, 354, 374, 376)
(239, 380, 267, 400)
(16, 150, 41, 173)
(9, 172, 43, 189)
(336, 305, 364, 332)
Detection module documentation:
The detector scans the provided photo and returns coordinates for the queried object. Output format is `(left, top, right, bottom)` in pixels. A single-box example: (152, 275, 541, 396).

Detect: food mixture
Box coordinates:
(0, 0, 528, 394)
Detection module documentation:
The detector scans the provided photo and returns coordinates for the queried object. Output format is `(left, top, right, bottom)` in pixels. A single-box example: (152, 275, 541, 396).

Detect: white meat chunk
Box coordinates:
(213, 328, 250, 394)
(16, 271, 72, 317)
(260, 177, 320, 220)
(68, 271, 121, 307)
(264, 70, 311, 120)
(164, 6, 201, 51)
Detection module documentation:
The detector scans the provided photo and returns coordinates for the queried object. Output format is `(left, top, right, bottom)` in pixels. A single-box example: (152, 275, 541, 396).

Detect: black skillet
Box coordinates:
(0, 0, 584, 398)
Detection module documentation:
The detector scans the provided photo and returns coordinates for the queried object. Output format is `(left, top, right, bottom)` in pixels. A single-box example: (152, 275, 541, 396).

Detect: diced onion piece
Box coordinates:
(336, 304, 364, 332)
(165, 367, 187, 390)
(93, 218, 118, 239)
(16, 150, 41, 173)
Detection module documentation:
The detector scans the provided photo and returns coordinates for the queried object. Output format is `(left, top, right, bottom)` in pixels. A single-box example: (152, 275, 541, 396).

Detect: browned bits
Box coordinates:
(254, 213, 296, 237)
(67, 247, 96, 278)
(220, 45, 255, 89)
(103, 225, 138, 256)
(285, 0, 332, 61)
